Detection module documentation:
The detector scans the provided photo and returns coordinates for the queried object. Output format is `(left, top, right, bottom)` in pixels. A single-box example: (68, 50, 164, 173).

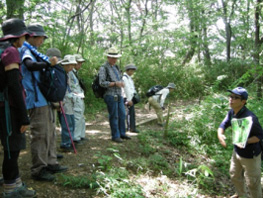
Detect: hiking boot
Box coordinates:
(31, 168, 55, 181)
(47, 164, 68, 174)
(17, 183, 37, 197)
(112, 138, 123, 143)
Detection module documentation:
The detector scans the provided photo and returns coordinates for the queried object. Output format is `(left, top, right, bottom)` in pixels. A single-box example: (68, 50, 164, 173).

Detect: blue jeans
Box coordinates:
(58, 112, 75, 147)
(104, 95, 126, 139)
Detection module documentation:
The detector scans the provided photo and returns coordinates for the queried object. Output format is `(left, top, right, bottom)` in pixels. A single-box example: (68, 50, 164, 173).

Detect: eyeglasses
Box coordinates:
(228, 95, 242, 100)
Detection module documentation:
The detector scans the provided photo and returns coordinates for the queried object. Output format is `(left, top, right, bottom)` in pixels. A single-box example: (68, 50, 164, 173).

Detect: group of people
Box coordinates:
(0, 18, 87, 197)
(1, 17, 261, 198)
(99, 47, 175, 143)
(0, 18, 174, 197)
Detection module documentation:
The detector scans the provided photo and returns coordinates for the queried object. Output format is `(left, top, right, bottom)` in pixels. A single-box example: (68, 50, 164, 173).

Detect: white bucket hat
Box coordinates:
(60, 55, 77, 65)
(74, 54, 85, 62)
(105, 47, 122, 58)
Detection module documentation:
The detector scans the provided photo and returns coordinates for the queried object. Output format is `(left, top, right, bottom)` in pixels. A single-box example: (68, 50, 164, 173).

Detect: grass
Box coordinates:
(57, 92, 263, 197)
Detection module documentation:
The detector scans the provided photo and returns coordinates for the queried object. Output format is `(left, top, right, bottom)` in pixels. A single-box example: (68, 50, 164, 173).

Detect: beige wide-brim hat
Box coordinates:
(74, 54, 85, 62)
(104, 47, 122, 58)
(60, 55, 77, 65)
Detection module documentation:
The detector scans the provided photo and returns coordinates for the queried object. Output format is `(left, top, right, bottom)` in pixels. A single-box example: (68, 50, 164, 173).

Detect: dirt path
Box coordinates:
(0, 100, 198, 198)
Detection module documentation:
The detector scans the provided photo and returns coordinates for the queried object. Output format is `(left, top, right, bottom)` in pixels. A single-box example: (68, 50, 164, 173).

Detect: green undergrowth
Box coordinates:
(56, 93, 263, 197)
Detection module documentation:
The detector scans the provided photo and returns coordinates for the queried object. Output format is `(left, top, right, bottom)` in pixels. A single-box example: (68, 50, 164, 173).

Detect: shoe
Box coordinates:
(47, 164, 68, 174)
(31, 168, 55, 181)
(230, 195, 239, 198)
(57, 154, 64, 159)
(60, 146, 74, 152)
(73, 140, 84, 145)
(121, 135, 131, 140)
(81, 137, 88, 141)
(130, 129, 139, 133)
(112, 138, 123, 143)
(3, 191, 22, 198)
(0, 176, 3, 185)
(17, 183, 37, 197)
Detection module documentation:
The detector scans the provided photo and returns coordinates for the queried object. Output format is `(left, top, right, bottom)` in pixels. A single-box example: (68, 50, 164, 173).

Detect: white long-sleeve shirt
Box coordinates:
(152, 87, 170, 107)
(122, 72, 136, 101)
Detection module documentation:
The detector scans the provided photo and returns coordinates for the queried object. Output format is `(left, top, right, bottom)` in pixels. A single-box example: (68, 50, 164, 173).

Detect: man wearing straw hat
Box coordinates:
(99, 47, 131, 143)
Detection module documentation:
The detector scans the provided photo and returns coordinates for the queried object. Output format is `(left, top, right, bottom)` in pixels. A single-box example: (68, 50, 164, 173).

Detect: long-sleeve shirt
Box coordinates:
(219, 106, 263, 158)
(99, 61, 123, 97)
(152, 87, 170, 107)
(122, 72, 136, 101)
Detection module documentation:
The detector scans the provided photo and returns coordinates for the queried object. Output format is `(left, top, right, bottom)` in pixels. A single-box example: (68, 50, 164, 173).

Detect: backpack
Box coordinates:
(38, 64, 67, 102)
(146, 85, 163, 97)
(92, 65, 116, 98)
(20, 46, 67, 102)
(0, 41, 12, 91)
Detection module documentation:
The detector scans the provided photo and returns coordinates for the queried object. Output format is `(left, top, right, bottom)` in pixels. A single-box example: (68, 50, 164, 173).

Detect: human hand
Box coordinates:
(20, 125, 29, 133)
(116, 81, 124, 88)
(218, 134, 227, 148)
(128, 101, 133, 106)
(49, 56, 58, 66)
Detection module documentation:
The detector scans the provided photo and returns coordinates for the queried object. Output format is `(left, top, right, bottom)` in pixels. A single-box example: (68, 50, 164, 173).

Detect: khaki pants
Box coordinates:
(29, 105, 57, 175)
(148, 97, 163, 124)
(229, 151, 262, 198)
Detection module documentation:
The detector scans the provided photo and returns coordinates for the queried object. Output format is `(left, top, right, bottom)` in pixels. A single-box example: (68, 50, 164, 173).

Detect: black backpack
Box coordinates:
(146, 85, 163, 97)
(38, 64, 67, 102)
(92, 65, 117, 98)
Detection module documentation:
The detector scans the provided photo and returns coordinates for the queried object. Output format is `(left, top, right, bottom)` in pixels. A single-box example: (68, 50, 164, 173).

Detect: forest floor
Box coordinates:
(0, 100, 236, 198)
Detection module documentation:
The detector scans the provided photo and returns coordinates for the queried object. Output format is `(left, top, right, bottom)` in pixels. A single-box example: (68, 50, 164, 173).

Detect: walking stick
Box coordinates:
(59, 101, 77, 154)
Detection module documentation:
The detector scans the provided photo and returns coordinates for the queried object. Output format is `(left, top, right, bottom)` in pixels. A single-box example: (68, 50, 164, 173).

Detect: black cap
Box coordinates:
(0, 18, 31, 41)
(27, 24, 48, 38)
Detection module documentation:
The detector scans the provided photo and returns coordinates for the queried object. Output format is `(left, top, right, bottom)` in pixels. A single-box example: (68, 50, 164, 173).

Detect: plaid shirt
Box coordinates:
(99, 61, 123, 96)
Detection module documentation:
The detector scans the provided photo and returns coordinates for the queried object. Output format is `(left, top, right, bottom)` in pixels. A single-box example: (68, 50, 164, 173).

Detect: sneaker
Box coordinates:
(31, 168, 55, 181)
(57, 154, 64, 159)
(121, 135, 131, 140)
(130, 129, 139, 133)
(3, 191, 22, 198)
(80, 137, 88, 141)
(112, 138, 123, 143)
(17, 183, 37, 197)
(47, 164, 68, 174)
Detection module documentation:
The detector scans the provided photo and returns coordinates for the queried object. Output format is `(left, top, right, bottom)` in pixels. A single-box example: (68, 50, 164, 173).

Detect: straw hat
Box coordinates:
(104, 47, 122, 58)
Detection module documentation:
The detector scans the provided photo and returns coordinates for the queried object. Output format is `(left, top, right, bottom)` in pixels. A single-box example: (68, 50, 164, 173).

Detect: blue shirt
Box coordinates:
(20, 44, 48, 109)
(219, 106, 263, 158)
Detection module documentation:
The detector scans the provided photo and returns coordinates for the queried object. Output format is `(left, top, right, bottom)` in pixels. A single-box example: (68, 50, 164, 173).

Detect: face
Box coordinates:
(107, 57, 118, 66)
(75, 62, 83, 71)
(126, 69, 135, 76)
(63, 64, 75, 73)
(229, 94, 246, 109)
(28, 36, 45, 48)
(13, 36, 25, 48)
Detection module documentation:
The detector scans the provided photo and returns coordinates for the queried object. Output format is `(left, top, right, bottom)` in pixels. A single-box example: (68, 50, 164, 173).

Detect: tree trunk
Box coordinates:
(254, 0, 262, 98)
(6, 0, 25, 19)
